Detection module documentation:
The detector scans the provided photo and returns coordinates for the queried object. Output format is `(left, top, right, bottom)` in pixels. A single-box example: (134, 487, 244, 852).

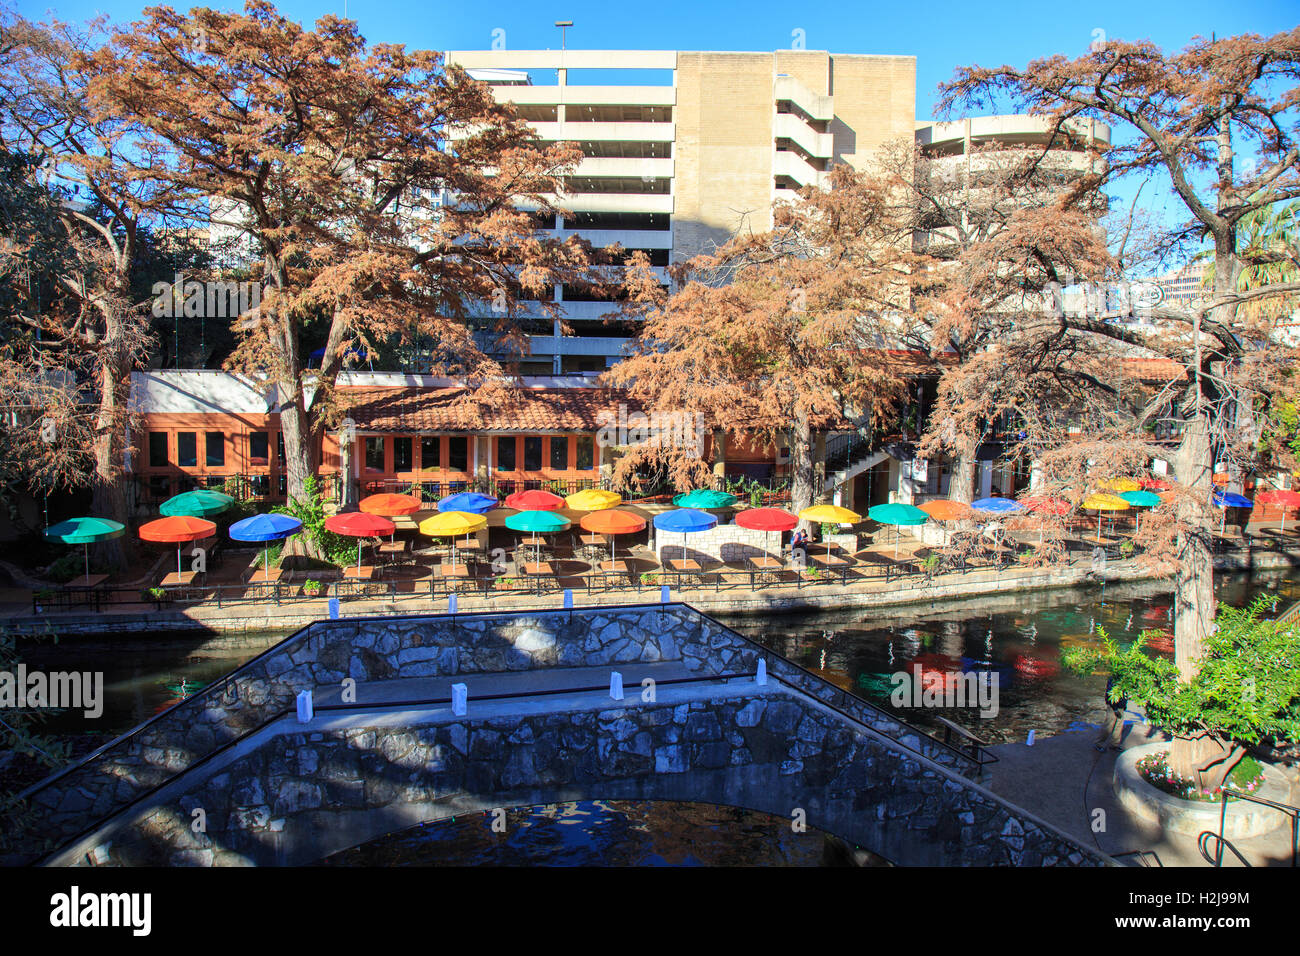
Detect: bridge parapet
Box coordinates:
(50, 678, 1105, 867)
(19, 602, 978, 861)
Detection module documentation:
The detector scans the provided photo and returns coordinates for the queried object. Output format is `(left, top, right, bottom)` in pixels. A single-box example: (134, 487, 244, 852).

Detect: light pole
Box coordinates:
(555, 20, 573, 51)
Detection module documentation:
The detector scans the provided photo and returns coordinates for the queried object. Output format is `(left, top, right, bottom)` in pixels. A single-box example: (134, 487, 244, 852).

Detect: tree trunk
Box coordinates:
(278, 395, 325, 560)
(89, 330, 131, 570)
(1166, 733, 1241, 793)
(790, 412, 815, 533)
(1173, 415, 1215, 682)
(949, 450, 976, 504)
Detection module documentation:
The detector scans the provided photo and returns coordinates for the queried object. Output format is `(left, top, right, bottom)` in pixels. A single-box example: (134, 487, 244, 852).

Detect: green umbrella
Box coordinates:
(160, 489, 235, 518)
(672, 489, 739, 509)
(505, 509, 572, 565)
(1119, 490, 1161, 532)
(43, 517, 125, 582)
(867, 503, 930, 558)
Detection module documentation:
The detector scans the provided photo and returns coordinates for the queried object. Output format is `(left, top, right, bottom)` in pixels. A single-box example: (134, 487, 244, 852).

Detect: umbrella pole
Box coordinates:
(83, 544, 90, 582)
(177, 546, 183, 577)
(265, 545, 271, 582)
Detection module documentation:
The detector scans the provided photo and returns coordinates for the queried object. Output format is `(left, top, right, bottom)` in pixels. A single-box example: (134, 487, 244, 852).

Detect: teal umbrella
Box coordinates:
(43, 516, 125, 582)
(505, 509, 571, 565)
(867, 503, 930, 558)
(1119, 490, 1161, 532)
(160, 489, 235, 518)
(672, 489, 739, 509)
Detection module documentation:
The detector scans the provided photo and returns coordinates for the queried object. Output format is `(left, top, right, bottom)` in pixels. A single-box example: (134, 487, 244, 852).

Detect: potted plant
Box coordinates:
(142, 586, 169, 604)
(640, 572, 659, 586)
(302, 579, 323, 597)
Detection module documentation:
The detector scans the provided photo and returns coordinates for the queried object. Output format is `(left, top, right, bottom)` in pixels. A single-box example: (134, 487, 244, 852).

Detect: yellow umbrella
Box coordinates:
(419, 510, 487, 572)
(1099, 478, 1141, 493)
(565, 489, 622, 511)
(1082, 493, 1130, 538)
(798, 504, 862, 525)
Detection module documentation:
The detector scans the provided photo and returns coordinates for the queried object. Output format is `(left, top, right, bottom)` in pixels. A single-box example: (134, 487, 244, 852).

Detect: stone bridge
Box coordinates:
(18, 603, 1110, 867)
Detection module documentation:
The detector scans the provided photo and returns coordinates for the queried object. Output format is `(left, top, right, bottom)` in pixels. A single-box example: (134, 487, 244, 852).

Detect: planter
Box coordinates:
(1113, 741, 1294, 839)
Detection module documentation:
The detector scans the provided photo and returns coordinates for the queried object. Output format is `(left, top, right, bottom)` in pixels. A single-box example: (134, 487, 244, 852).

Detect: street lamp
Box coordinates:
(555, 20, 573, 50)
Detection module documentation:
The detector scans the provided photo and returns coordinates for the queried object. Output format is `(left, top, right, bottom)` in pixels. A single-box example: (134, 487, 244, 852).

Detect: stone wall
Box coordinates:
(654, 523, 777, 564)
(21, 603, 984, 862)
(61, 684, 1103, 867)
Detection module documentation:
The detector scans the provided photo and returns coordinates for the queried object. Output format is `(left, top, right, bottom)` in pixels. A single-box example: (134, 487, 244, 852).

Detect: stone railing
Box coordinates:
(19, 602, 976, 861)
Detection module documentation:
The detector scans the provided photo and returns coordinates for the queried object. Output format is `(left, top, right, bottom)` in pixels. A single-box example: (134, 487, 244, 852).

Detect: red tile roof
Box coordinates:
(341, 386, 645, 433)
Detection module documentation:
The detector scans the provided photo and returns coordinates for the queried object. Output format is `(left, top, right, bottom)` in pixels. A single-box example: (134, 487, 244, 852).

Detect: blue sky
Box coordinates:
(14, 0, 1297, 269)
(19, 0, 1293, 117)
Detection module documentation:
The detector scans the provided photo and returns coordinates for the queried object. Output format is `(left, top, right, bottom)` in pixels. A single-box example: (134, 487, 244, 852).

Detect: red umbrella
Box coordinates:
(1140, 478, 1172, 491)
(735, 507, 799, 557)
(325, 511, 397, 569)
(1256, 489, 1300, 533)
(504, 489, 566, 511)
(735, 507, 799, 530)
(139, 515, 218, 576)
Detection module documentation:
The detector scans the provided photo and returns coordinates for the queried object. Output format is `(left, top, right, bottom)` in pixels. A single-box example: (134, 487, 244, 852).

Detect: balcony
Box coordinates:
(774, 113, 832, 159)
(774, 75, 833, 121)
(774, 150, 828, 189)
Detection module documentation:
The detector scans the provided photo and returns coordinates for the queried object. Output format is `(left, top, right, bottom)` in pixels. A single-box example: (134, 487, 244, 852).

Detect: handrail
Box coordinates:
(1277, 600, 1300, 626)
(1215, 787, 1299, 868)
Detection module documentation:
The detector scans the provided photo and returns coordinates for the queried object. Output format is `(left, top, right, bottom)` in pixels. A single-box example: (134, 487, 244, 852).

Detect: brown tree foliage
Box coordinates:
(90, 2, 595, 544)
(606, 167, 914, 526)
(0, 14, 182, 565)
(936, 30, 1300, 718)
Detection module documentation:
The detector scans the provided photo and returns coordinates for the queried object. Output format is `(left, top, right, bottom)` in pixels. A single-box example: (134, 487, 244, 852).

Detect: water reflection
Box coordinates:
(320, 800, 850, 867)
(726, 570, 1300, 745)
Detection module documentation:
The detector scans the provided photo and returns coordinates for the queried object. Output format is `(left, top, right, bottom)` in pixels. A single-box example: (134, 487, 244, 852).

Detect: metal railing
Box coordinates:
(1204, 788, 1300, 868)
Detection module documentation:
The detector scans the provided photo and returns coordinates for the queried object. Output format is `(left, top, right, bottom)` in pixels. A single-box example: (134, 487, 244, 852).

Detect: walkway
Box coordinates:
(988, 715, 1300, 867)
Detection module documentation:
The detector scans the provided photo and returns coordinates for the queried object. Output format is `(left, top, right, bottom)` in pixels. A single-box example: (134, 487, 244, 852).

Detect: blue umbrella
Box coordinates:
(971, 497, 1023, 514)
(1212, 491, 1252, 509)
(653, 508, 717, 561)
(437, 491, 498, 514)
(229, 513, 303, 581)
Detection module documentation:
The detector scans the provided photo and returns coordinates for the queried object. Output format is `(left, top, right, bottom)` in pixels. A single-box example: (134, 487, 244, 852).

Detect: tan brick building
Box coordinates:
(444, 48, 917, 373)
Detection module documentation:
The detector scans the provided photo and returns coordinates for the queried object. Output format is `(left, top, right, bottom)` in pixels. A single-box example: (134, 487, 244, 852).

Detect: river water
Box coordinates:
(21, 567, 1299, 865)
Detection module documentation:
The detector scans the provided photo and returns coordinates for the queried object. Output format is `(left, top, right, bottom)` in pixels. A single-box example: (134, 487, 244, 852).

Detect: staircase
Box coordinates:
(1278, 600, 1300, 626)
(822, 428, 891, 495)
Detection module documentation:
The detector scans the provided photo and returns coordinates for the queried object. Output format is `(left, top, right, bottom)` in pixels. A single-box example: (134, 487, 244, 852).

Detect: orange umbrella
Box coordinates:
(919, 500, 974, 521)
(580, 509, 647, 563)
(139, 515, 217, 576)
(359, 493, 421, 516)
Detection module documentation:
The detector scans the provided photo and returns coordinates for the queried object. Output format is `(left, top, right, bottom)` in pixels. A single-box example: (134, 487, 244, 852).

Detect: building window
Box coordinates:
(576, 436, 594, 471)
(364, 436, 385, 472)
(550, 437, 569, 471)
(394, 436, 413, 472)
(497, 436, 516, 472)
(524, 436, 542, 472)
(148, 432, 168, 468)
(421, 435, 440, 470)
(249, 431, 269, 465)
(177, 431, 197, 468)
(448, 436, 468, 472)
(205, 432, 225, 467)
(277, 432, 285, 464)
